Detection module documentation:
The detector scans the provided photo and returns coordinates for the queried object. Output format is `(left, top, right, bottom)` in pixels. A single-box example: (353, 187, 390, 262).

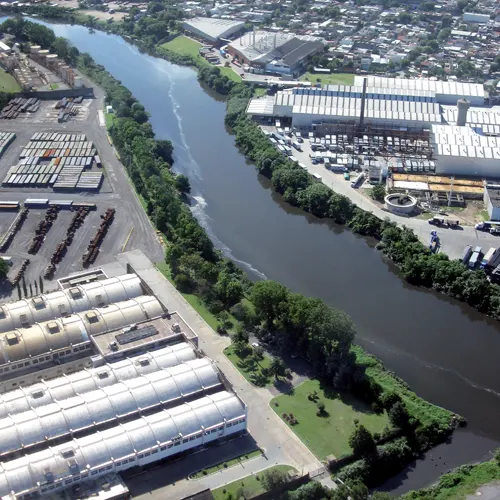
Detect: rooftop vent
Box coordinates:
(47, 322, 60, 334)
(61, 449, 75, 459)
(97, 371, 109, 379)
(32, 297, 46, 310)
(31, 390, 44, 399)
(69, 287, 82, 299)
(5, 333, 19, 346)
(85, 311, 99, 323)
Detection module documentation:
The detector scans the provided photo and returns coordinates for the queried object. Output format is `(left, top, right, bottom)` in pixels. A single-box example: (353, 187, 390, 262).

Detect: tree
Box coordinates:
(388, 401, 411, 430)
(175, 174, 191, 194)
(269, 357, 286, 380)
(261, 468, 288, 491)
(494, 448, 500, 464)
(370, 184, 386, 202)
(250, 280, 289, 327)
(348, 424, 376, 457)
(289, 482, 331, 500)
(0, 259, 9, 280)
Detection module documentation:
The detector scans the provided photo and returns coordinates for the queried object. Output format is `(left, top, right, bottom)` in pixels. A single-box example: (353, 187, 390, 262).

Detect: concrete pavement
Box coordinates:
(117, 250, 324, 499)
(264, 127, 500, 260)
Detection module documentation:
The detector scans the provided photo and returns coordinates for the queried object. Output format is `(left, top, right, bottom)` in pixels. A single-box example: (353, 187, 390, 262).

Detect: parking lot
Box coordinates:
(0, 85, 164, 292)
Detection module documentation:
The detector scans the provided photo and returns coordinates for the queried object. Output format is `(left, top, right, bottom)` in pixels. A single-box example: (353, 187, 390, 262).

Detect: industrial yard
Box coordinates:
(0, 85, 163, 292)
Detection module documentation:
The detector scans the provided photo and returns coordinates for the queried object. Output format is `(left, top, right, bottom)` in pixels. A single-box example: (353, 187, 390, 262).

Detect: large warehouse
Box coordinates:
(182, 17, 245, 44)
(227, 31, 324, 77)
(0, 267, 248, 499)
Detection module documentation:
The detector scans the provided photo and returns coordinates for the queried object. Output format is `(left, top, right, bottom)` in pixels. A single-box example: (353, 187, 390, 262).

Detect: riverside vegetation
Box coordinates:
(1, 17, 462, 491)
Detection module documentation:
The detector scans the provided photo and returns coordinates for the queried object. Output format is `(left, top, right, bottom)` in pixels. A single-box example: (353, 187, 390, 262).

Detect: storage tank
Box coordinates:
(46, 54, 58, 69)
(30, 45, 41, 54)
(73, 76, 83, 88)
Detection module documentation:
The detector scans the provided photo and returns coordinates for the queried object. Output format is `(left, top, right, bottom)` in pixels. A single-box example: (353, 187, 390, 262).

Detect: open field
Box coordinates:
(224, 345, 273, 387)
(161, 35, 202, 58)
(161, 36, 241, 83)
(0, 68, 21, 93)
(211, 465, 297, 500)
(300, 72, 354, 85)
(271, 379, 390, 459)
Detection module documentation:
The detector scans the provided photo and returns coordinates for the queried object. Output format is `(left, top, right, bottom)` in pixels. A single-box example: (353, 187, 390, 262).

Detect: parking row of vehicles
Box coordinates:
(428, 217, 460, 228)
(475, 222, 500, 235)
(462, 244, 500, 271)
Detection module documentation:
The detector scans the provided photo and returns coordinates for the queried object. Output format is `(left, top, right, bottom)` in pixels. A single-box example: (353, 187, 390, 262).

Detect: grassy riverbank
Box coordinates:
(403, 458, 500, 499)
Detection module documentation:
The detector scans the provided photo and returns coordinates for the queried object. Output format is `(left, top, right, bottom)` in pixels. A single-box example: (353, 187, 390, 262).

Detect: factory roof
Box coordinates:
(0, 391, 245, 498)
(229, 31, 322, 63)
(354, 76, 485, 98)
(431, 124, 500, 160)
(441, 105, 500, 128)
(246, 96, 275, 116)
(183, 17, 244, 40)
(273, 90, 441, 123)
(0, 274, 143, 333)
(0, 343, 196, 419)
(0, 295, 163, 364)
(0, 357, 221, 456)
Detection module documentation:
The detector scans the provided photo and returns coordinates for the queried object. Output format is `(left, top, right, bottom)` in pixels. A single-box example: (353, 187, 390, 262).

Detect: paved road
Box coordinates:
(117, 250, 325, 499)
(263, 126, 500, 260)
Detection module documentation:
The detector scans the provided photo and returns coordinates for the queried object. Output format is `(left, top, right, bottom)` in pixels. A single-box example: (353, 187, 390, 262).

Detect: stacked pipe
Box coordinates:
(45, 207, 90, 278)
(10, 259, 30, 286)
(28, 207, 59, 254)
(0, 208, 29, 251)
(82, 208, 115, 266)
(0, 98, 40, 119)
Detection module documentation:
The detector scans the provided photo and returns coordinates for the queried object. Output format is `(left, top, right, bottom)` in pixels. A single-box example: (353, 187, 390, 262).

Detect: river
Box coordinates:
(5, 18, 500, 495)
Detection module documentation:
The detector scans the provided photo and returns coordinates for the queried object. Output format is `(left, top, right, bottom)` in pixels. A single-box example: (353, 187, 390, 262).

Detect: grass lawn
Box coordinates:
(0, 68, 21, 93)
(161, 35, 202, 58)
(190, 449, 262, 479)
(49, 83, 59, 90)
(253, 87, 267, 97)
(220, 66, 242, 83)
(224, 345, 272, 387)
(300, 72, 354, 86)
(104, 111, 115, 129)
(211, 465, 297, 500)
(402, 460, 500, 500)
(271, 379, 390, 459)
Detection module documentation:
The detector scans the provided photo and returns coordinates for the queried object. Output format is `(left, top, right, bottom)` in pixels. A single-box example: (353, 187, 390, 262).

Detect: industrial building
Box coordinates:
(182, 17, 245, 44)
(227, 31, 324, 77)
(248, 76, 500, 178)
(0, 266, 248, 499)
(484, 184, 500, 220)
(0, 391, 246, 499)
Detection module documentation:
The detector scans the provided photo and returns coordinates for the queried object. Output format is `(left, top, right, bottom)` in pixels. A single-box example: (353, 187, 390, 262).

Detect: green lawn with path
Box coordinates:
(211, 465, 297, 500)
(224, 344, 272, 387)
(190, 449, 262, 479)
(271, 379, 390, 459)
(0, 68, 21, 93)
(300, 72, 354, 86)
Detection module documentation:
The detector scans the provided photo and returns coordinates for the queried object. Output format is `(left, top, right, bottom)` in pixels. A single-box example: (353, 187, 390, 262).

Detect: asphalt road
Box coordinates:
(0, 82, 164, 285)
(263, 126, 500, 260)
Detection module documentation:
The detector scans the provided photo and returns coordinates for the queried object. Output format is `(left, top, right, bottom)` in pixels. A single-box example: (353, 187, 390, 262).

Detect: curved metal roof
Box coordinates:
(0, 358, 221, 455)
(0, 295, 164, 364)
(0, 391, 245, 498)
(0, 343, 196, 418)
(0, 274, 143, 333)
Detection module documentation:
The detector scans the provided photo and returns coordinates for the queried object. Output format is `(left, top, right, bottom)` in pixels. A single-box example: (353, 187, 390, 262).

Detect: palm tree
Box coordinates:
(269, 357, 286, 380)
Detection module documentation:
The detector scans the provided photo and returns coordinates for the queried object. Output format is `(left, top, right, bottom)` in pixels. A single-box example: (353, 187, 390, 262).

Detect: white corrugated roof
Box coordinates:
(0, 295, 163, 364)
(0, 358, 220, 456)
(0, 274, 143, 334)
(0, 392, 246, 497)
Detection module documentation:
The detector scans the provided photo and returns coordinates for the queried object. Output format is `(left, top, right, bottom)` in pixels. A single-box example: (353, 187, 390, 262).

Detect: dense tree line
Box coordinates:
(226, 90, 500, 320)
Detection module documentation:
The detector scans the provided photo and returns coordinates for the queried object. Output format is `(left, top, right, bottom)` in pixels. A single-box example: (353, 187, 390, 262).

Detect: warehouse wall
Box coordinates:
(436, 156, 499, 177)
